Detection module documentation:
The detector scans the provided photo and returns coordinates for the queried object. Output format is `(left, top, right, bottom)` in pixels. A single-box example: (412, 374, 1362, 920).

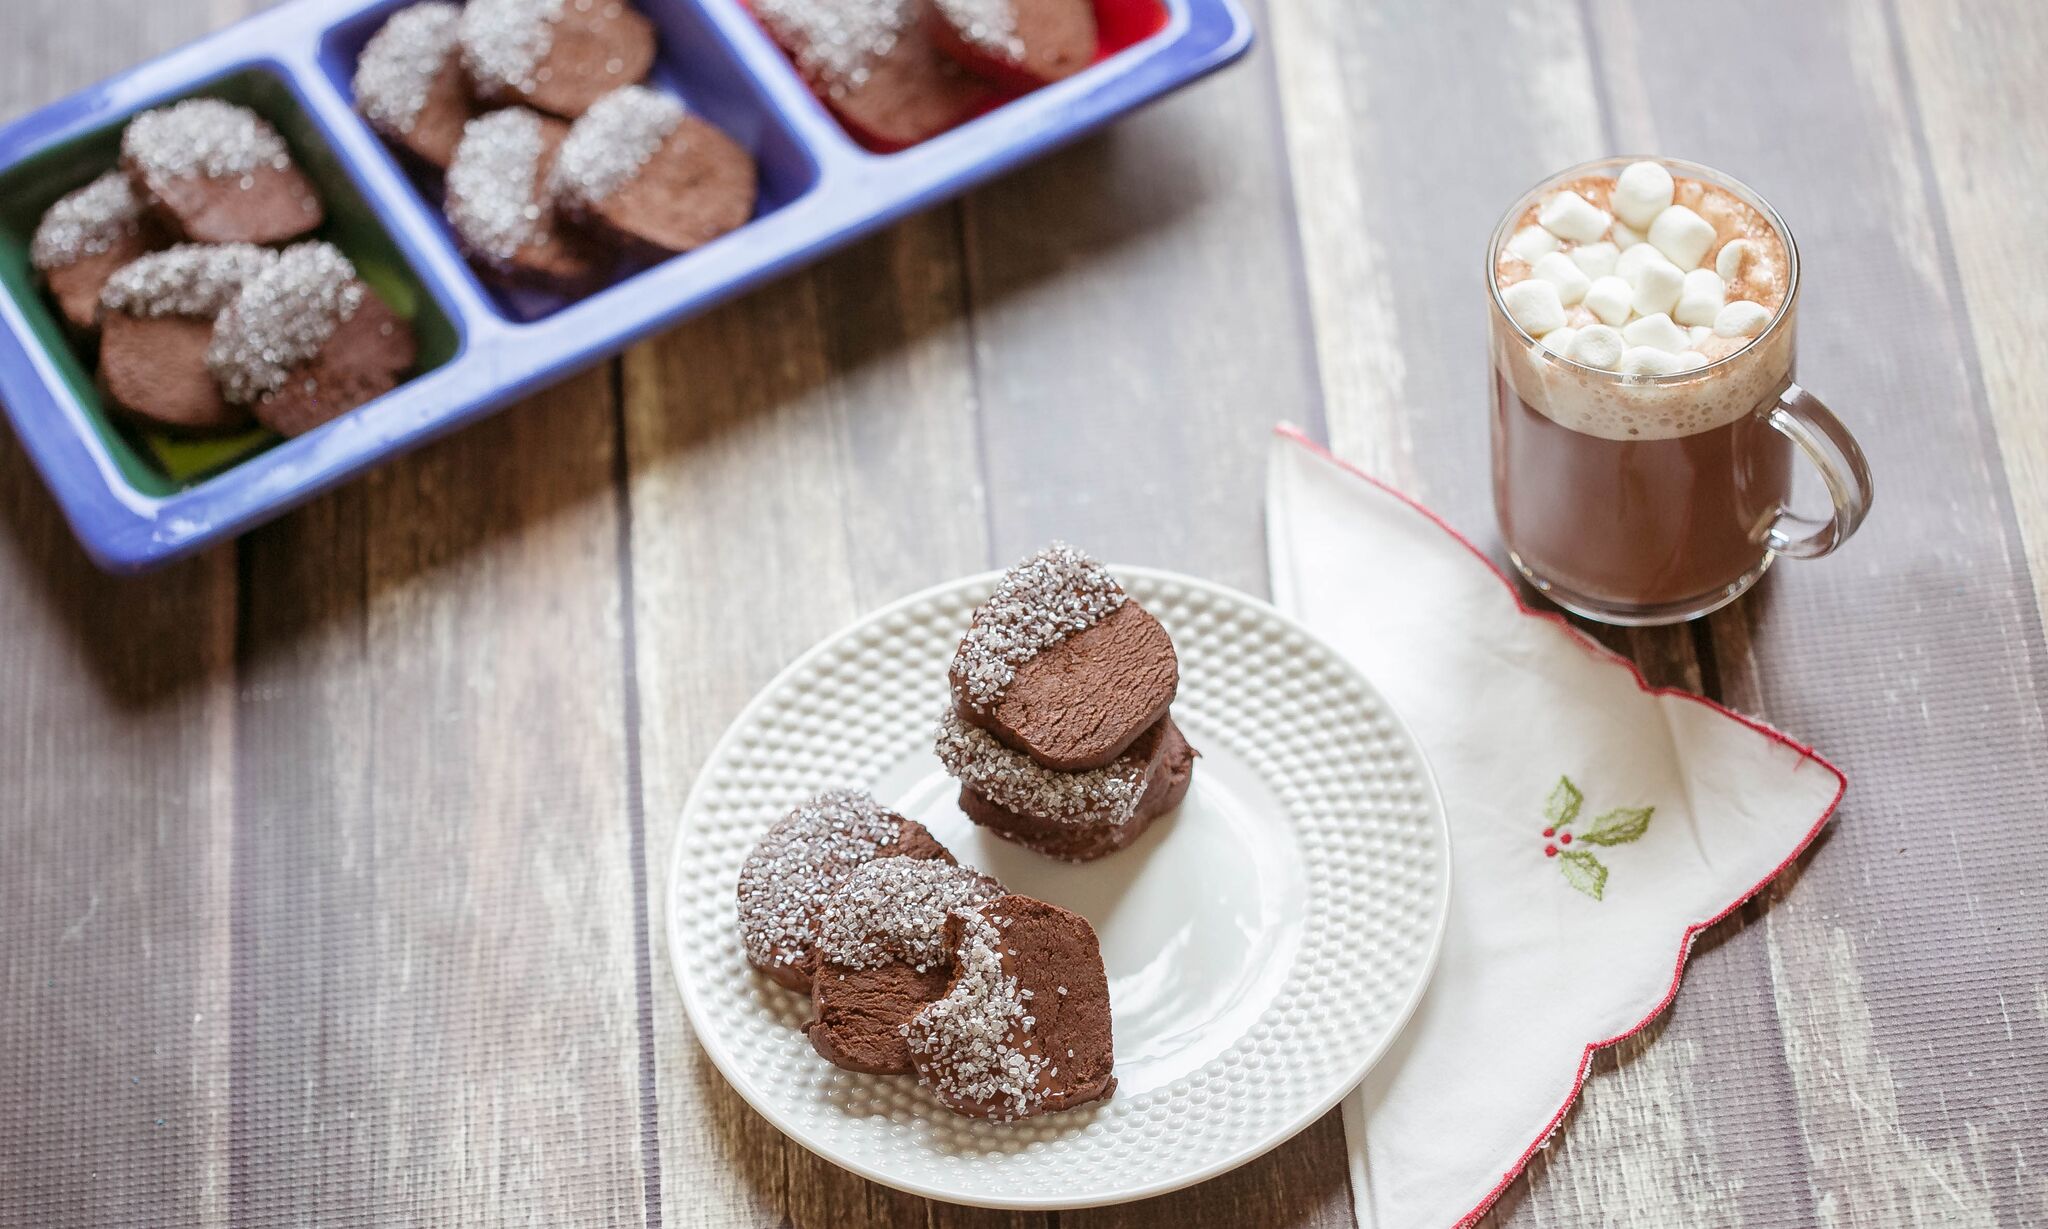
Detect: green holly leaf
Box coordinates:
(1544, 777, 1583, 828)
(1578, 806, 1655, 846)
(1558, 850, 1608, 900)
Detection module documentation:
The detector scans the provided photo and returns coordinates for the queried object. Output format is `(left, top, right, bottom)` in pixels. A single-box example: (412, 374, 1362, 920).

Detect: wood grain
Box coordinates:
(229, 368, 652, 1225)
(1895, 0, 2048, 617)
(0, 3, 243, 1225)
(621, 214, 998, 1228)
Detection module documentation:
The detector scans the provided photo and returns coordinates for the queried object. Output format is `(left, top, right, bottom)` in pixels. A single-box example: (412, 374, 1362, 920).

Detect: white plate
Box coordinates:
(667, 567, 1450, 1209)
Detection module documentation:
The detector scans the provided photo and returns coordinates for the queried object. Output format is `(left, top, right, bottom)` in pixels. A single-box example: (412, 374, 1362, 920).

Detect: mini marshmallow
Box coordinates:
(1583, 276, 1633, 326)
(1507, 225, 1560, 264)
(1502, 278, 1567, 336)
(1539, 326, 1578, 357)
(1676, 351, 1710, 371)
(1689, 325, 1715, 350)
(1715, 238, 1752, 283)
(1611, 219, 1647, 249)
(1570, 240, 1619, 281)
(1538, 190, 1612, 244)
(1564, 323, 1625, 370)
(1628, 254, 1684, 316)
(1622, 311, 1689, 354)
(1532, 251, 1592, 305)
(1648, 204, 1716, 270)
(1714, 299, 1773, 338)
(1674, 267, 1726, 326)
(1611, 160, 1674, 230)
(1619, 345, 1686, 376)
(1615, 243, 1666, 284)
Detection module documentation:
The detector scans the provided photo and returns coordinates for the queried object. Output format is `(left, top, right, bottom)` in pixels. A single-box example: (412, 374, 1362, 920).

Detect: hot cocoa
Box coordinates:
(1489, 158, 1801, 620)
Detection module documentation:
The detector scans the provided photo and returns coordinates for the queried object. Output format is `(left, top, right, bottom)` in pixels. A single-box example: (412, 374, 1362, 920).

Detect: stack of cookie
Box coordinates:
(351, 0, 758, 298)
(936, 543, 1198, 861)
(29, 100, 416, 439)
(738, 790, 1116, 1121)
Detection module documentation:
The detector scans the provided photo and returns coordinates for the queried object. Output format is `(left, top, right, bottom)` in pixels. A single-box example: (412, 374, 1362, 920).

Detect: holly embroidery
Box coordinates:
(1539, 775, 1656, 901)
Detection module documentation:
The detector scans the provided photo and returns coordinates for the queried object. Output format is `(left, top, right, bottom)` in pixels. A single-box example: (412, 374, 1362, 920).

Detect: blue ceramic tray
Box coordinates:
(0, 0, 1252, 571)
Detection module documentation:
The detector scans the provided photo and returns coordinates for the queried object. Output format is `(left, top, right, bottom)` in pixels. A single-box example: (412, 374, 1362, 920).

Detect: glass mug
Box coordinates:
(1486, 156, 1873, 626)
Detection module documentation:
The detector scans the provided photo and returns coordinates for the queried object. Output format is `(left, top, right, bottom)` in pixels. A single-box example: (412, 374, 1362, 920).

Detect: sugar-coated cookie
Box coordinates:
(354, 2, 479, 170)
(736, 790, 956, 993)
(121, 99, 323, 246)
(460, 0, 657, 120)
(927, 0, 1096, 92)
(32, 172, 167, 333)
(753, 0, 997, 150)
(208, 243, 416, 437)
(804, 856, 1003, 1074)
(949, 543, 1179, 772)
(907, 894, 1115, 1120)
(550, 86, 757, 257)
(445, 107, 612, 293)
(941, 710, 1196, 861)
(96, 244, 277, 434)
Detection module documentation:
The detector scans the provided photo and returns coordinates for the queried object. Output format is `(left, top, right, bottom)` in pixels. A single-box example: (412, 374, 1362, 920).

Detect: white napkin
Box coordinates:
(1264, 427, 1845, 1229)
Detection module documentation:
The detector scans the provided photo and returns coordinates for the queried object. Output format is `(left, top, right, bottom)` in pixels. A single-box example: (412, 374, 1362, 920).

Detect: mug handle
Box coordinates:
(1763, 383, 1874, 559)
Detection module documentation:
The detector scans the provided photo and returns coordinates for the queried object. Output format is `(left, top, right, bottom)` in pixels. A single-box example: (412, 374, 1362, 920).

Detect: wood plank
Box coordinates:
(228, 368, 652, 1224)
(0, 427, 237, 1227)
(1894, 0, 2048, 615)
(622, 214, 1000, 1228)
(0, 2, 245, 1224)
(1679, 2, 2048, 1223)
(956, 7, 1352, 1223)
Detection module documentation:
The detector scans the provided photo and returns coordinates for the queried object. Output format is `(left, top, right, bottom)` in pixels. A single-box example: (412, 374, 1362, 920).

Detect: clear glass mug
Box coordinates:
(1486, 156, 1873, 626)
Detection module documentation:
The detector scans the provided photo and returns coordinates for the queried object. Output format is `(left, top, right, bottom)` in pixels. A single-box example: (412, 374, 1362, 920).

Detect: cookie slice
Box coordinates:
(445, 107, 612, 294)
(805, 856, 1003, 1074)
(949, 543, 1179, 771)
(354, 2, 478, 170)
(736, 790, 955, 993)
(907, 894, 1115, 1120)
(32, 171, 168, 333)
(550, 86, 757, 257)
(940, 709, 1196, 861)
(460, 0, 657, 120)
(96, 244, 277, 435)
(928, 0, 1097, 92)
(207, 242, 417, 438)
(121, 99, 323, 245)
(754, 0, 997, 151)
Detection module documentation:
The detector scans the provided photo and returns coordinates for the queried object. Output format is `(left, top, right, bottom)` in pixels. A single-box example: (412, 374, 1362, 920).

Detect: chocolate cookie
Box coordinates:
(928, 0, 1096, 92)
(121, 99, 323, 246)
(804, 856, 1003, 1074)
(735, 790, 955, 993)
(445, 107, 612, 293)
(550, 86, 757, 257)
(96, 244, 277, 434)
(907, 894, 1115, 1120)
(754, 0, 997, 151)
(460, 0, 657, 120)
(950, 543, 1179, 771)
(32, 171, 167, 333)
(940, 709, 1196, 861)
(354, 2, 478, 170)
(208, 243, 417, 437)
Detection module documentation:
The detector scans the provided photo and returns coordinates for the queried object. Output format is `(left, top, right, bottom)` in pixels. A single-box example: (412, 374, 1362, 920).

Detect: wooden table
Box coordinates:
(5, 1, 2045, 1225)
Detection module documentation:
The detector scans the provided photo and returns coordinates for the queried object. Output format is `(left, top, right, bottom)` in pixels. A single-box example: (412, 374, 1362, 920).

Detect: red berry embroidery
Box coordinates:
(1538, 775, 1657, 902)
